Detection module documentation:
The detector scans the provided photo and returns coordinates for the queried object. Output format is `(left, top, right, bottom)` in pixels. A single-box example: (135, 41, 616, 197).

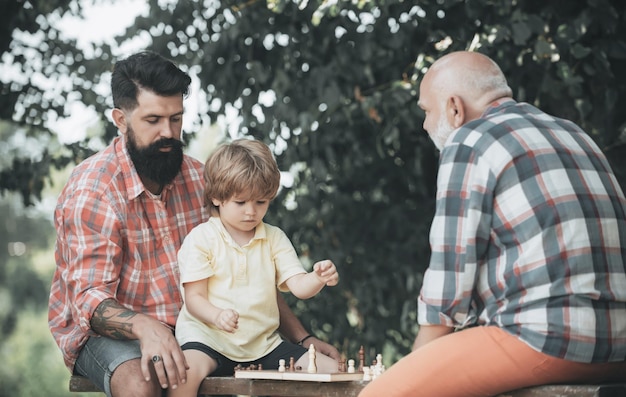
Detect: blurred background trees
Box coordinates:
(1, 0, 625, 394)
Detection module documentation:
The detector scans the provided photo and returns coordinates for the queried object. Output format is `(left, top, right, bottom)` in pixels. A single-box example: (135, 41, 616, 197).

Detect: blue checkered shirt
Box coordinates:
(418, 99, 626, 363)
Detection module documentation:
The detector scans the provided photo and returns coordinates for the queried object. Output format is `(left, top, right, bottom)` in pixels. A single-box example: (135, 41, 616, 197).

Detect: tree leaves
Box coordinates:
(2, 0, 626, 361)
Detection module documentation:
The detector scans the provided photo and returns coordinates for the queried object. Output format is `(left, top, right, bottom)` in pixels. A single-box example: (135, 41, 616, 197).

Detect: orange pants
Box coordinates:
(358, 326, 626, 397)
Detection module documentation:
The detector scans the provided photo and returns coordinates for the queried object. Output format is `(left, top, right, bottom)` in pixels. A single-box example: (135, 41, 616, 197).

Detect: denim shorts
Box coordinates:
(182, 340, 308, 376)
(74, 336, 143, 397)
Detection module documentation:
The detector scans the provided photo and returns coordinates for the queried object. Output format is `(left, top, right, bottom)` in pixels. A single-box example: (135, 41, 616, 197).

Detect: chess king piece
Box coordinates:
(307, 343, 317, 373)
(358, 345, 365, 372)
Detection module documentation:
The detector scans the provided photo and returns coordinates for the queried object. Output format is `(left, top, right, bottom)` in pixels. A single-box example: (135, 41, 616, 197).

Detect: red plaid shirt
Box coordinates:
(48, 136, 207, 371)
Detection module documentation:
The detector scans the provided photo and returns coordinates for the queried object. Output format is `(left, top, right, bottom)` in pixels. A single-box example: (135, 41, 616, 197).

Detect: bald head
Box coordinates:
(421, 51, 512, 120)
(417, 52, 513, 150)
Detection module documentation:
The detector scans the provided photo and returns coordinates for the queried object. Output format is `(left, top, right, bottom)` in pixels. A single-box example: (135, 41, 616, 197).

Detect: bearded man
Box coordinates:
(48, 51, 339, 397)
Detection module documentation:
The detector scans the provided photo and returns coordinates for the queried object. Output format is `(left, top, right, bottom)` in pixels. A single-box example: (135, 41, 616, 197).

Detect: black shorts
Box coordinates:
(181, 340, 308, 376)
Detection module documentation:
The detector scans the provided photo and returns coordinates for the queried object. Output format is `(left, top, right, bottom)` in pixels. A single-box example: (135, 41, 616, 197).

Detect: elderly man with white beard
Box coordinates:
(359, 51, 626, 397)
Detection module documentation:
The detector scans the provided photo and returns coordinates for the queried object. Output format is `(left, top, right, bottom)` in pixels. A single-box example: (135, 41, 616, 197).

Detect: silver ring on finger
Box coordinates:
(152, 355, 162, 363)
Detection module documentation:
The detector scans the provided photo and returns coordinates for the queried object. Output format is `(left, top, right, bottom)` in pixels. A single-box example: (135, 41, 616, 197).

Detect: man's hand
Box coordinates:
(136, 316, 189, 390)
(91, 299, 188, 390)
(275, 294, 341, 361)
(303, 336, 341, 361)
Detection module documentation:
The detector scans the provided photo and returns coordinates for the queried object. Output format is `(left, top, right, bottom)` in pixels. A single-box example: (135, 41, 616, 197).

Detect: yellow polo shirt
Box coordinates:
(175, 217, 306, 361)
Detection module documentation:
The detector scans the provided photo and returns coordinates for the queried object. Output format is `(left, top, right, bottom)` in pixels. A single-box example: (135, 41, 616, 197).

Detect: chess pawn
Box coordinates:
(289, 356, 295, 372)
(372, 362, 385, 380)
(362, 366, 371, 381)
(307, 343, 317, 373)
(347, 359, 355, 373)
(370, 365, 378, 380)
(278, 359, 286, 372)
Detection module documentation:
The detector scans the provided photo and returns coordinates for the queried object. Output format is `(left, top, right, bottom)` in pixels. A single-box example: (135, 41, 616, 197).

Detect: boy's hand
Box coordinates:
(216, 309, 239, 332)
(313, 260, 339, 287)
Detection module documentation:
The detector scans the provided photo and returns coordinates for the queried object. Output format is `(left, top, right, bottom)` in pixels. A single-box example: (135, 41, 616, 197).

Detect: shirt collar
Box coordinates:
(481, 98, 516, 118)
(208, 217, 268, 247)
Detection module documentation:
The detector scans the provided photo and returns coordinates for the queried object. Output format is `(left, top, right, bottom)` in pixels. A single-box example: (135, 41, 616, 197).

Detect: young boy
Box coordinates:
(170, 139, 339, 397)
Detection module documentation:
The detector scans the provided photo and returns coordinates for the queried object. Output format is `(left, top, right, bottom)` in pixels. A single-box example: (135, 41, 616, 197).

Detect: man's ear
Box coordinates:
(446, 95, 466, 128)
(111, 108, 128, 134)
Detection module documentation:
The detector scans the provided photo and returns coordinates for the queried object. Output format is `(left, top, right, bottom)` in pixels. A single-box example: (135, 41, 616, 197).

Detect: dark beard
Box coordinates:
(126, 133, 184, 187)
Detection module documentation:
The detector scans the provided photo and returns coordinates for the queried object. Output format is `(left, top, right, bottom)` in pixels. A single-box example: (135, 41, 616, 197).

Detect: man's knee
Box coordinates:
(110, 359, 162, 397)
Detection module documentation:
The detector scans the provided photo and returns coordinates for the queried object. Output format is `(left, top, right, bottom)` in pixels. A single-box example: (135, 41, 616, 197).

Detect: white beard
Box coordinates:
(431, 116, 456, 151)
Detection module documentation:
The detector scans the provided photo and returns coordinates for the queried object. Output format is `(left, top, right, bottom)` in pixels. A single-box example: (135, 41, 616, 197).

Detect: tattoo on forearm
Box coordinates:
(91, 299, 137, 339)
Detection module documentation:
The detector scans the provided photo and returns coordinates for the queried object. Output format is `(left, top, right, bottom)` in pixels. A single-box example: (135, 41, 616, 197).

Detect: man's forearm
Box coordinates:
(412, 324, 454, 350)
(91, 298, 139, 339)
(276, 293, 309, 343)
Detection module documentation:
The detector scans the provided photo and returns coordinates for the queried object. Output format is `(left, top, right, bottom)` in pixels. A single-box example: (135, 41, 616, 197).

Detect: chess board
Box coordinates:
(234, 369, 365, 382)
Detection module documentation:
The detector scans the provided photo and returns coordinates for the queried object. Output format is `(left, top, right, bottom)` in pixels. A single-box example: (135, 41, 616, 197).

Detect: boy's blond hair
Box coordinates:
(203, 139, 280, 213)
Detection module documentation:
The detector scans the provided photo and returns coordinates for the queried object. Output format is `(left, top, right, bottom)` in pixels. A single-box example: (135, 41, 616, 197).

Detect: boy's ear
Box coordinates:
(111, 108, 128, 134)
(446, 95, 466, 128)
(211, 198, 221, 207)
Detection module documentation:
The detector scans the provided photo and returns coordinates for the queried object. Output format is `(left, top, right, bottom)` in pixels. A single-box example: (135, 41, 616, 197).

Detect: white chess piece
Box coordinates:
(278, 358, 286, 372)
(375, 353, 384, 377)
(307, 343, 317, 373)
(362, 366, 371, 381)
(347, 359, 355, 373)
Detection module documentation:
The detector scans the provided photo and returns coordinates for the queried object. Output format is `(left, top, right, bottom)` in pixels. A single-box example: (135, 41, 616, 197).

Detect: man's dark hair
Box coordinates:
(111, 51, 191, 111)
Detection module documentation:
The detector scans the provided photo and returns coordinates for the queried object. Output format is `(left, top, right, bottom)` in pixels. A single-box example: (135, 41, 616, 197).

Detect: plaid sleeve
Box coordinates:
(418, 131, 496, 328)
(60, 187, 124, 330)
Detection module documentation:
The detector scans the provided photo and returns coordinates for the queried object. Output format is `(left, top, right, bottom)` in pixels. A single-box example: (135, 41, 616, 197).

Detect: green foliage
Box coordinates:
(2, 0, 626, 369)
(0, 0, 108, 204)
(0, 198, 54, 336)
(0, 309, 100, 397)
(0, 195, 82, 396)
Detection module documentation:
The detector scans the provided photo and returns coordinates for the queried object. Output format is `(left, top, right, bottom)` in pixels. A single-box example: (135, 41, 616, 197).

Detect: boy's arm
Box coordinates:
(184, 279, 239, 332)
(284, 260, 339, 299)
(284, 273, 325, 299)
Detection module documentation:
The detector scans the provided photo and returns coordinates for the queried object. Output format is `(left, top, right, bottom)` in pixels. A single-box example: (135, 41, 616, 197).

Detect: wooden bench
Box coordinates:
(69, 375, 626, 396)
